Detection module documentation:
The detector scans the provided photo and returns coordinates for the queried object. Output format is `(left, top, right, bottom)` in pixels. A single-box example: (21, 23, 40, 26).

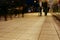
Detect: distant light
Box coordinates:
(34, 1, 36, 3)
(12, 1, 14, 3)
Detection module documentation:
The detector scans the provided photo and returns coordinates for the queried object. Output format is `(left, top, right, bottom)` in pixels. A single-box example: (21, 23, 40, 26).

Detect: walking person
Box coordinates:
(42, 0, 49, 16)
(39, 0, 42, 16)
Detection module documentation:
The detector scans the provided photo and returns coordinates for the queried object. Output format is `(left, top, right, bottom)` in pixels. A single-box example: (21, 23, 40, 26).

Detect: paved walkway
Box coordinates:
(0, 13, 60, 40)
(39, 16, 59, 40)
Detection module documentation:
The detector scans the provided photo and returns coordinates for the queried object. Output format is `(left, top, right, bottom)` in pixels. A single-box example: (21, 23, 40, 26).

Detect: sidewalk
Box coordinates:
(0, 13, 46, 40)
(39, 16, 59, 40)
(0, 13, 60, 40)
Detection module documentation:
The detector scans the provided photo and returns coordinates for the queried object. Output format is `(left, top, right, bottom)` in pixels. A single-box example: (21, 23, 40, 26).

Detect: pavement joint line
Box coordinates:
(49, 17, 60, 40)
(37, 17, 46, 40)
(53, 23, 60, 40)
(50, 17, 59, 40)
(37, 22, 44, 40)
(38, 16, 60, 40)
(51, 18, 60, 40)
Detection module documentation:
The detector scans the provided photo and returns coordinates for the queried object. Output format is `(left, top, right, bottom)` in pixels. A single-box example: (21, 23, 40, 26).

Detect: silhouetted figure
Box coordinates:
(39, 0, 42, 16)
(42, 0, 49, 16)
(22, 5, 26, 17)
(0, 6, 2, 20)
(20, 0, 26, 17)
(3, 3, 8, 21)
(8, 8, 14, 19)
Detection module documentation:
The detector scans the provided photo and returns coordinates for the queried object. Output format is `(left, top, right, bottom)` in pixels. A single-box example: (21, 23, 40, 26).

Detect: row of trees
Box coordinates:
(52, 0, 60, 12)
(0, 0, 40, 21)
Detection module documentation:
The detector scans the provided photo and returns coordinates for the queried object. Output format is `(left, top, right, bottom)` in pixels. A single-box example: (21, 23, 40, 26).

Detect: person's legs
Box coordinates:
(22, 10, 24, 17)
(0, 15, 1, 20)
(22, 13, 24, 17)
(40, 7, 42, 16)
(40, 11, 42, 16)
(45, 11, 47, 16)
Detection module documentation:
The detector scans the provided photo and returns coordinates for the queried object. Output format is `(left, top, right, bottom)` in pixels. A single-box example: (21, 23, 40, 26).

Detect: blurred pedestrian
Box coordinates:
(42, 0, 49, 16)
(39, 0, 42, 16)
